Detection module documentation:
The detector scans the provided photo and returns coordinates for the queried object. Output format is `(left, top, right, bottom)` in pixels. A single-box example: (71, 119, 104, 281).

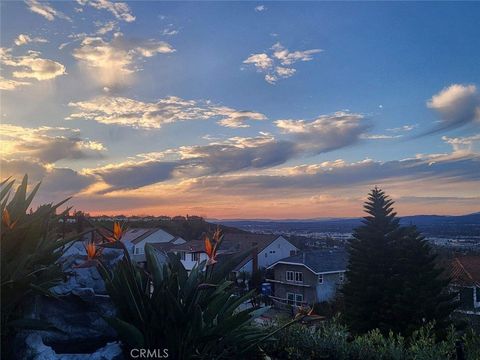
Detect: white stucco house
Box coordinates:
(168, 233, 298, 273)
(122, 228, 186, 262)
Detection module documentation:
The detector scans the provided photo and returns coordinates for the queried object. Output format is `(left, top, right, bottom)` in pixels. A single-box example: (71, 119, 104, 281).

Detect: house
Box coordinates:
(168, 233, 298, 273)
(122, 228, 186, 263)
(169, 241, 210, 271)
(450, 254, 480, 315)
(266, 249, 347, 307)
(220, 233, 298, 273)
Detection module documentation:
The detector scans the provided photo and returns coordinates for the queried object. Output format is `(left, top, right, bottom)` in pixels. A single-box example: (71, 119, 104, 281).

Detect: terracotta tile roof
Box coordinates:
(450, 255, 480, 287)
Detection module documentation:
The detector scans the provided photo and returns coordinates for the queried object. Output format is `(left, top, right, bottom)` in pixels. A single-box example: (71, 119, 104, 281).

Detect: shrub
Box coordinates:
(1, 175, 81, 358)
(98, 238, 274, 359)
(262, 317, 478, 360)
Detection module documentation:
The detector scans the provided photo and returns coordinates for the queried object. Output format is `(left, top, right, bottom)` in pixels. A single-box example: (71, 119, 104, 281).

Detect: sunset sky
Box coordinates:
(1, 1, 479, 219)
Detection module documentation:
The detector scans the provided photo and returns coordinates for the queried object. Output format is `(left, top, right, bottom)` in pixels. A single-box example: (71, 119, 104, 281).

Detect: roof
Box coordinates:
(127, 228, 174, 245)
(169, 233, 286, 254)
(121, 228, 154, 244)
(170, 240, 205, 253)
(451, 255, 480, 287)
(219, 233, 281, 252)
(268, 249, 348, 274)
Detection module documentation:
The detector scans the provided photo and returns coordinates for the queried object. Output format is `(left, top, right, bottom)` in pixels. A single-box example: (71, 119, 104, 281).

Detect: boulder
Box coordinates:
(18, 333, 123, 360)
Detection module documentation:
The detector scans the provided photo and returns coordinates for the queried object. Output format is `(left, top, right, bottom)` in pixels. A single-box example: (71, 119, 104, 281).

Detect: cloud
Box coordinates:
(1, 159, 95, 199)
(243, 53, 273, 70)
(425, 84, 480, 134)
(85, 110, 370, 192)
(67, 95, 266, 129)
(442, 134, 480, 153)
(94, 20, 118, 35)
(362, 134, 402, 140)
(254, 5, 266, 12)
(387, 124, 418, 132)
(25, 0, 71, 21)
(72, 33, 174, 89)
(14, 34, 48, 46)
(0, 124, 106, 163)
(0, 76, 30, 90)
(90, 160, 178, 191)
(275, 111, 370, 153)
(185, 152, 480, 197)
(243, 42, 321, 84)
(161, 26, 179, 36)
(0, 48, 66, 81)
(77, 0, 135, 22)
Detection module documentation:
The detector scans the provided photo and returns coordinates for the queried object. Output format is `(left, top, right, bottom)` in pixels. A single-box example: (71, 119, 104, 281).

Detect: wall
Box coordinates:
(178, 251, 208, 271)
(237, 236, 298, 273)
(272, 263, 344, 304)
(133, 229, 175, 254)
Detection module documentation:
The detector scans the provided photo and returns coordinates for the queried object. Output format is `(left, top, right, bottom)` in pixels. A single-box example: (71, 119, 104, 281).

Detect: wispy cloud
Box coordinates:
(76, 0, 135, 22)
(72, 33, 174, 89)
(82, 111, 370, 192)
(243, 42, 322, 84)
(25, 0, 71, 21)
(254, 5, 267, 12)
(161, 26, 179, 36)
(275, 111, 370, 153)
(0, 48, 66, 82)
(14, 34, 48, 46)
(0, 124, 106, 163)
(0, 76, 30, 91)
(387, 124, 418, 132)
(67, 95, 267, 129)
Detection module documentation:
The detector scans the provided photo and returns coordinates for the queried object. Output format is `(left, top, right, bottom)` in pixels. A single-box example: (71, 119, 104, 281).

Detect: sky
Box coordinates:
(1, 1, 479, 219)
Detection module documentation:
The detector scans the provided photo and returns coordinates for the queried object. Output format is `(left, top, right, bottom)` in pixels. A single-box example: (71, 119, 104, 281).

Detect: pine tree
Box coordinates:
(391, 226, 457, 336)
(343, 188, 456, 336)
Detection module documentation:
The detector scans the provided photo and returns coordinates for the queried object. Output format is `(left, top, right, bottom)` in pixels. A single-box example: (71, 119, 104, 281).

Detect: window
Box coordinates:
(265, 253, 268, 258)
(318, 274, 323, 284)
(339, 273, 345, 282)
(134, 247, 139, 255)
(286, 271, 294, 282)
(287, 292, 303, 306)
(286, 292, 295, 305)
(295, 294, 303, 305)
(192, 253, 200, 261)
(294, 272, 303, 283)
(178, 251, 186, 261)
(290, 250, 296, 256)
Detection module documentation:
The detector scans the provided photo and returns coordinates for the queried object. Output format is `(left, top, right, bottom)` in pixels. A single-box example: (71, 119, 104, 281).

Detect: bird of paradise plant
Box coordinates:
(104, 221, 125, 243)
(0, 175, 86, 358)
(204, 226, 223, 266)
(74, 240, 103, 268)
(85, 240, 102, 260)
(2, 209, 17, 230)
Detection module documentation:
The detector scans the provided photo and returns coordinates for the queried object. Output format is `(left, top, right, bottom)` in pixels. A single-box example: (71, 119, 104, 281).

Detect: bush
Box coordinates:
(1, 176, 80, 358)
(98, 238, 274, 359)
(262, 317, 479, 360)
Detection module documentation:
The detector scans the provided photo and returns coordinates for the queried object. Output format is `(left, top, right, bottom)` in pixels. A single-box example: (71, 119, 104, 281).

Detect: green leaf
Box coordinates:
(103, 316, 145, 348)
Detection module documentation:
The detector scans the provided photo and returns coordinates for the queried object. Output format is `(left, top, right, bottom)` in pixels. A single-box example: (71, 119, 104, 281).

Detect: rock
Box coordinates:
(17, 334, 123, 360)
(19, 333, 58, 360)
(52, 241, 123, 296)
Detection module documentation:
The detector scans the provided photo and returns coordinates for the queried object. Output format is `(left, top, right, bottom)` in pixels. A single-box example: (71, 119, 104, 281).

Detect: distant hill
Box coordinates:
(215, 212, 480, 238)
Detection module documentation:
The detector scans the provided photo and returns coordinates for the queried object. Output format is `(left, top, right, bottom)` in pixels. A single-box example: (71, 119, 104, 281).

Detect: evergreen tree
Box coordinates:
(391, 226, 457, 336)
(343, 188, 456, 336)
